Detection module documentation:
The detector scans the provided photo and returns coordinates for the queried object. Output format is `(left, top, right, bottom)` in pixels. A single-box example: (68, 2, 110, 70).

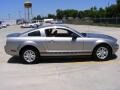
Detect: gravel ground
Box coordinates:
(0, 24, 120, 90)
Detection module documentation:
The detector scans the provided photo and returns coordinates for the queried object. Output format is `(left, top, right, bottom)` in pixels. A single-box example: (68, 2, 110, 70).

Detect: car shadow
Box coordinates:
(7, 55, 117, 64)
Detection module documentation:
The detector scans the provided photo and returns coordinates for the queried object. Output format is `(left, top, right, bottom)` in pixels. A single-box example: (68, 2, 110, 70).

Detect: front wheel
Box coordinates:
(93, 45, 112, 60)
(21, 48, 40, 64)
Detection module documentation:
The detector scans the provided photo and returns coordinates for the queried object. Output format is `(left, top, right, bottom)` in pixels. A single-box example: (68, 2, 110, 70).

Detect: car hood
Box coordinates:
(7, 33, 21, 37)
(81, 33, 117, 42)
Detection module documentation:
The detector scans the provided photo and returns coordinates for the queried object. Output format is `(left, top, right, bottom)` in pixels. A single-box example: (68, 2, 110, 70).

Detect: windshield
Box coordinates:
(67, 26, 84, 37)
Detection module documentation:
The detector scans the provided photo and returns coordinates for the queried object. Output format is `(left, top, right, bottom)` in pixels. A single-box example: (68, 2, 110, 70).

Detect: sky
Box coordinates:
(0, 0, 116, 20)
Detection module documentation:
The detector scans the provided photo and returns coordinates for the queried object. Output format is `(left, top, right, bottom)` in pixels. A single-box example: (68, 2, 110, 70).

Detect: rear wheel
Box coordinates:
(21, 48, 40, 64)
(93, 45, 112, 60)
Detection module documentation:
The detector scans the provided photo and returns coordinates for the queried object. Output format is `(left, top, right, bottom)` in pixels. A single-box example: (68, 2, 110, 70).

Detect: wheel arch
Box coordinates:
(92, 43, 113, 55)
(19, 45, 40, 56)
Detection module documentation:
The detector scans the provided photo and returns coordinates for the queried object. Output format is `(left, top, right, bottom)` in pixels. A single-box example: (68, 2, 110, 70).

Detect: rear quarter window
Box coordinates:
(28, 30, 41, 36)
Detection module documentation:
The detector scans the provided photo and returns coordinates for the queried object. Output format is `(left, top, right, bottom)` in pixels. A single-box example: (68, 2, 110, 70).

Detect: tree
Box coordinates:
(78, 11, 84, 18)
(56, 9, 64, 19)
(48, 14, 56, 19)
(32, 17, 37, 20)
(99, 8, 106, 17)
(56, 9, 79, 19)
(32, 15, 42, 21)
(117, 0, 120, 4)
(36, 15, 42, 20)
(106, 5, 118, 17)
(35, 0, 120, 20)
(89, 6, 98, 18)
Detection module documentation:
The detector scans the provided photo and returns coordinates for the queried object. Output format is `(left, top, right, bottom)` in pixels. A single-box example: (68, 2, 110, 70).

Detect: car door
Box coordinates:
(44, 28, 84, 56)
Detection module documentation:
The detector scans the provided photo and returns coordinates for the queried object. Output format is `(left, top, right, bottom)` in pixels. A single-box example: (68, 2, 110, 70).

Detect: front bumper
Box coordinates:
(112, 43, 119, 54)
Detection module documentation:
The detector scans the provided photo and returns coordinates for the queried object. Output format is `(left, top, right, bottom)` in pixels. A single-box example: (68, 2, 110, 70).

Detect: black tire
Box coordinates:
(93, 45, 112, 60)
(20, 48, 40, 64)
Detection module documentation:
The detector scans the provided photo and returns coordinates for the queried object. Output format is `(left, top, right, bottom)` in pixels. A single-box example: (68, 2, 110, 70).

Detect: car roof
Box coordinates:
(21, 24, 83, 37)
(22, 25, 70, 34)
(38, 24, 70, 29)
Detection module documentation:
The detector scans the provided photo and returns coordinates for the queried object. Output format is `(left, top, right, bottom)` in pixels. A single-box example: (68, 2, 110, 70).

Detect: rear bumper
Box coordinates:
(4, 45, 18, 56)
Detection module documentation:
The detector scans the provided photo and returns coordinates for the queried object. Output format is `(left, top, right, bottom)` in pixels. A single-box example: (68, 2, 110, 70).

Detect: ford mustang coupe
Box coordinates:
(5, 25, 119, 64)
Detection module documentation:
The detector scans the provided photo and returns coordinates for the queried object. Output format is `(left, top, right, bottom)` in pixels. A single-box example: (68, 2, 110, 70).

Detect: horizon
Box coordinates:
(0, 0, 116, 20)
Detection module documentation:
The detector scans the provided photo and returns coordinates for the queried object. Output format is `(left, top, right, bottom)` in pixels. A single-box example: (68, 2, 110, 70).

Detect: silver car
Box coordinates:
(5, 25, 119, 64)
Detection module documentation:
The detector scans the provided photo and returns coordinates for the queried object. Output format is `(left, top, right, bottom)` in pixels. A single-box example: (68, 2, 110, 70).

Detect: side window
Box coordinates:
(45, 29, 53, 37)
(54, 28, 78, 37)
(45, 28, 79, 37)
(28, 30, 41, 36)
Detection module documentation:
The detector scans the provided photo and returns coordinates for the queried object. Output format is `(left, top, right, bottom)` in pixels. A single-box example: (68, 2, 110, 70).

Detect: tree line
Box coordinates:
(33, 0, 120, 20)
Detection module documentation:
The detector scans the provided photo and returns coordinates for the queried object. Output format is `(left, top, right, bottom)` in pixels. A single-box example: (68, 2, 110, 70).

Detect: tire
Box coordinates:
(20, 48, 40, 64)
(93, 45, 112, 60)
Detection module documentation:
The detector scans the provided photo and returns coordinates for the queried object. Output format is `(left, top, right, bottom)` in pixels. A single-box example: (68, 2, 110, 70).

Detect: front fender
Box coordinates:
(93, 39, 113, 51)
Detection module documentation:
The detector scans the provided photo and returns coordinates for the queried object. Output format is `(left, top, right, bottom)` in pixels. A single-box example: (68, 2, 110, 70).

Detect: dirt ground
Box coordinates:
(0, 24, 120, 90)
